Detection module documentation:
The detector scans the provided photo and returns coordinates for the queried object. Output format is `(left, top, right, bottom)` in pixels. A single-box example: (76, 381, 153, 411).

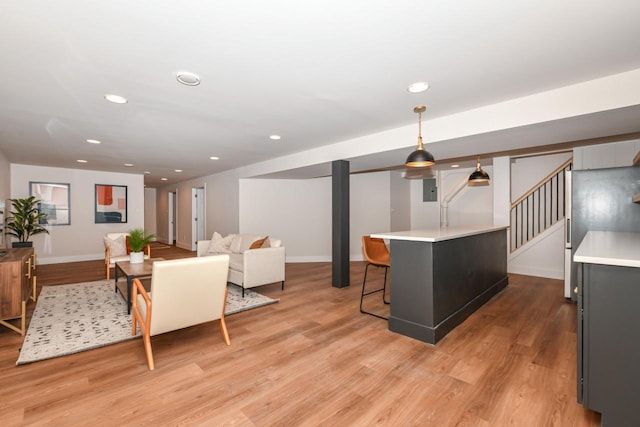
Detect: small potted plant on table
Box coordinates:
(5, 196, 49, 248)
(128, 228, 156, 263)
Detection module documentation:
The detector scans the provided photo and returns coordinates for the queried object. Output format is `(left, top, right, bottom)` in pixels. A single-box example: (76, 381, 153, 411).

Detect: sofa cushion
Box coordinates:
(207, 232, 233, 254)
(228, 253, 244, 272)
(249, 236, 269, 249)
(269, 238, 282, 248)
(104, 235, 127, 257)
(227, 234, 260, 253)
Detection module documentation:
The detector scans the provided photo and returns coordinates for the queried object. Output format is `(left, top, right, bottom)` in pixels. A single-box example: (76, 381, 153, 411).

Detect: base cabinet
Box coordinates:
(578, 263, 640, 426)
(0, 247, 36, 335)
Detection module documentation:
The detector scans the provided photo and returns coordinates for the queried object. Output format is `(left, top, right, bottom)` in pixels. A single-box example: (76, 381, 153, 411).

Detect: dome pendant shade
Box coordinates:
(405, 137, 435, 167)
(405, 106, 435, 168)
(469, 157, 490, 183)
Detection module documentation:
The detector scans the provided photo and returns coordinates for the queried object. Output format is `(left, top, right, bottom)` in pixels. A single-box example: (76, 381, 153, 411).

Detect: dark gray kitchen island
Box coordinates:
(371, 225, 508, 344)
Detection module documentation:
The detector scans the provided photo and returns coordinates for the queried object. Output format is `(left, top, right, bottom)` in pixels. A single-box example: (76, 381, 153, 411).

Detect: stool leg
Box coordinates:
(382, 266, 390, 305)
(360, 263, 388, 320)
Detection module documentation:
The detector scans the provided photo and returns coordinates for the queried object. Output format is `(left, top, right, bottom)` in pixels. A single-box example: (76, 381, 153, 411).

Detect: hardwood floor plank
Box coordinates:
(0, 247, 601, 426)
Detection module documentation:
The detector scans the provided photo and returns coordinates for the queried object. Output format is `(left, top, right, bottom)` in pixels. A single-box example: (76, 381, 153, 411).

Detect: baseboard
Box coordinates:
(37, 254, 104, 265)
(508, 264, 563, 280)
(285, 256, 332, 263)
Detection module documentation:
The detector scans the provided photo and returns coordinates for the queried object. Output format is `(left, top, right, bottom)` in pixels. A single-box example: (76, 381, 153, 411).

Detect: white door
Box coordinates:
(168, 192, 175, 245)
(191, 187, 206, 250)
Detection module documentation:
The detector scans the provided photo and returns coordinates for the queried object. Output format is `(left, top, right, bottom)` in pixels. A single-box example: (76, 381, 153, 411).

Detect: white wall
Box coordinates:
(508, 221, 565, 279)
(10, 164, 144, 264)
(573, 139, 640, 170)
(238, 171, 392, 262)
(155, 169, 240, 249)
(0, 149, 9, 200)
(0, 149, 9, 248)
(390, 171, 411, 231)
(349, 172, 391, 260)
(511, 152, 572, 200)
(411, 166, 494, 229)
(144, 187, 157, 235)
(239, 177, 331, 262)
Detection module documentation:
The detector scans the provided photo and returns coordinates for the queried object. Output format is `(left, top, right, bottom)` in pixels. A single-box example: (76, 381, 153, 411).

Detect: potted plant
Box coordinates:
(5, 196, 49, 248)
(128, 228, 156, 263)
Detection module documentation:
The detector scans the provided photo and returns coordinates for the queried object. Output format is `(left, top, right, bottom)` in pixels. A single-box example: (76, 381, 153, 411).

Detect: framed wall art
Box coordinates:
(95, 184, 127, 223)
(30, 181, 71, 225)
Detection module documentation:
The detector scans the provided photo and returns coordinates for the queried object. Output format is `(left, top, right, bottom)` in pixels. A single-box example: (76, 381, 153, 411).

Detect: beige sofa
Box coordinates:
(197, 233, 285, 296)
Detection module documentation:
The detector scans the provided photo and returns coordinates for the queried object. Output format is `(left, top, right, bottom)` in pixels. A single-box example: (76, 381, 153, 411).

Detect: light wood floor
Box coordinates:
(0, 246, 600, 426)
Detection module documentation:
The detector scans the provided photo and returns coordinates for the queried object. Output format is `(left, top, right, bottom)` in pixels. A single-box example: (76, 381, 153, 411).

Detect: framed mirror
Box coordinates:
(30, 182, 71, 225)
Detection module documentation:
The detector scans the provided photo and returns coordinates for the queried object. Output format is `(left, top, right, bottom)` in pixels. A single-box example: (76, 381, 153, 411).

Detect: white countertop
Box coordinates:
(371, 225, 508, 243)
(574, 231, 640, 268)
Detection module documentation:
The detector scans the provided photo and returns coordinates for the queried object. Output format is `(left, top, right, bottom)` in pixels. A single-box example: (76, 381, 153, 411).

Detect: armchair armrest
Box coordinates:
(242, 246, 285, 287)
(132, 278, 152, 335)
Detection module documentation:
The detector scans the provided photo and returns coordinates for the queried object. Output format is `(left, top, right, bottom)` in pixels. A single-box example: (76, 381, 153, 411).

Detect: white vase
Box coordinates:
(130, 251, 144, 264)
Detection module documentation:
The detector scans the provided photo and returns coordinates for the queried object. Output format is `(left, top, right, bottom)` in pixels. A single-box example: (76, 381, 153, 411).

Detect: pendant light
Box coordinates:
(468, 157, 490, 183)
(405, 105, 435, 167)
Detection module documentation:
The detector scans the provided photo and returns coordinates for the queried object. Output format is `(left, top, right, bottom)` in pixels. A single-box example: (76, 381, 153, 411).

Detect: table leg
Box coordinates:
(114, 265, 119, 292)
(127, 276, 132, 315)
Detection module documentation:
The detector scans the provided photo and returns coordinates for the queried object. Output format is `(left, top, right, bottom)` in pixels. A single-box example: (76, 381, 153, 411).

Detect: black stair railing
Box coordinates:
(510, 159, 572, 252)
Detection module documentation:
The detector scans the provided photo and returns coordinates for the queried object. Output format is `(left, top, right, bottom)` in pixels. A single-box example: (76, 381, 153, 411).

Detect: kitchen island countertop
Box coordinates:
(371, 225, 508, 243)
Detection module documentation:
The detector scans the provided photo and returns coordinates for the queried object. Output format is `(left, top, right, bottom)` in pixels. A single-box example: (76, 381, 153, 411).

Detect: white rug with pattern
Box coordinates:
(17, 280, 278, 365)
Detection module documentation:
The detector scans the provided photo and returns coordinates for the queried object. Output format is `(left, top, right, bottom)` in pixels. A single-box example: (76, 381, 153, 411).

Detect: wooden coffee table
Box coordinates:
(114, 258, 164, 314)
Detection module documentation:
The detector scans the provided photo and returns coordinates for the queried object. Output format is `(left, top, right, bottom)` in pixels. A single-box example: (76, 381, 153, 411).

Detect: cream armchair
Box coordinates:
(197, 233, 285, 297)
(131, 255, 231, 370)
(103, 232, 151, 280)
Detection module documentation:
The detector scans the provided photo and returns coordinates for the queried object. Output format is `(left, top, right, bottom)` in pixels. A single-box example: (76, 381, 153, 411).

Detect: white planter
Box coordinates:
(130, 251, 145, 264)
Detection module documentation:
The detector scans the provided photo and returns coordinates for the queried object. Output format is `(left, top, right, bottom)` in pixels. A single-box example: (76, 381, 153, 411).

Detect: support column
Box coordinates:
(332, 160, 350, 288)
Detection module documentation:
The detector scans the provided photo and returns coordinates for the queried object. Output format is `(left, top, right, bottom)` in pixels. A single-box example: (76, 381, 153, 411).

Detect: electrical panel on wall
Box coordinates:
(423, 178, 437, 202)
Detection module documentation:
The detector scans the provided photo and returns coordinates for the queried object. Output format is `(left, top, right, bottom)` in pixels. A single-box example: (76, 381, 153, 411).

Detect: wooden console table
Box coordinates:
(0, 247, 37, 335)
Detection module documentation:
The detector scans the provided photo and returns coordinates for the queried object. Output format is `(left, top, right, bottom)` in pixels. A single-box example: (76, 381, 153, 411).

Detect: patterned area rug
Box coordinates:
(16, 280, 278, 365)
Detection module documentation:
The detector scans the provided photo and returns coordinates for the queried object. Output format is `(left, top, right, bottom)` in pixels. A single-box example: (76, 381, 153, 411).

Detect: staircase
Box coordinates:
(510, 158, 572, 252)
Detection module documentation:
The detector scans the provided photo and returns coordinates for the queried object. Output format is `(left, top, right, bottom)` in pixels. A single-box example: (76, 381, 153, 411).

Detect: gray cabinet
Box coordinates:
(578, 262, 640, 426)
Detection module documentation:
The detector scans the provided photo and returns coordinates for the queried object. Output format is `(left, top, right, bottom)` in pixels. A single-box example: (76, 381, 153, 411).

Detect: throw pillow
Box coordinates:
(104, 235, 127, 257)
(207, 232, 233, 254)
(249, 236, 269, 250)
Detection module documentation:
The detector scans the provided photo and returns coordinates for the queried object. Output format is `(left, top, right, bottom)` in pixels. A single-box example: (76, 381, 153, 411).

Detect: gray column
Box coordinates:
(332, 160, 349, 288)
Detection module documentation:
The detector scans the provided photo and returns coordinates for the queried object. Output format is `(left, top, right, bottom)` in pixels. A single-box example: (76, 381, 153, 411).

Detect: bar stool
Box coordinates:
(360, 236, 390, 320)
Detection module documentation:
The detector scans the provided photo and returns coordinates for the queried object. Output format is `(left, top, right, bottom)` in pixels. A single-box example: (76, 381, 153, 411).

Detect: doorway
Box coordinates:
(168, 191, 177, 246)
(191, 187, 205, 250)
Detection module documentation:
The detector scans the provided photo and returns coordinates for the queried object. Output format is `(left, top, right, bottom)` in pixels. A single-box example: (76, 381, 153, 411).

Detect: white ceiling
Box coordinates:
(1, 1, 640, 186)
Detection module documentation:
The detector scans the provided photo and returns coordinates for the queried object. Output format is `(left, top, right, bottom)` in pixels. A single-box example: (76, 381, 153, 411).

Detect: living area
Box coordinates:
(3, 1, 640, 425)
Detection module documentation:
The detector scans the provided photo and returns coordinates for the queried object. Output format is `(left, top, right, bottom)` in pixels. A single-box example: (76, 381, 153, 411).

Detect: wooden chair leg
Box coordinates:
(219, 317, 231, 346)
(132, 314, 138, 336)
(143, 332, 154, 370)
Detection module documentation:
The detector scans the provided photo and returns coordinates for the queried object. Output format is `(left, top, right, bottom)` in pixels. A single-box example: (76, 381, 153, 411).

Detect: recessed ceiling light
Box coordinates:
(269, 135, 281, 140)
(174, 169, 183, 173)
(77, 159, 88, 163)
(124, 163, 134, 167)
(209, 156, 219, 160)
(407, 82, 430, 93)
(104, 94, 128, 104)
(176, 71, 201, 86)
(451, 164, 460, 168)
(161, 177, 168, 181)
(86, 139, 101, 144)
(144, 171, 151, 174)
